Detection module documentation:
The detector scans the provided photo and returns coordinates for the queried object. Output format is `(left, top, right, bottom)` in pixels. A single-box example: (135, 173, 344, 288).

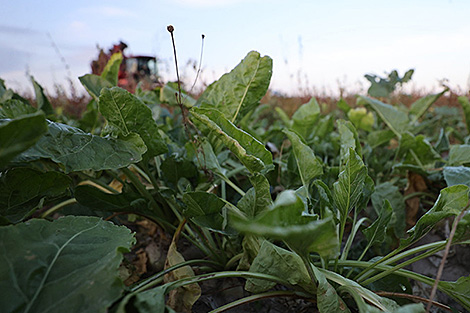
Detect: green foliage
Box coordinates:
(198, 51, 272, 123)
(0, 216, 135, 313)
(365, 69, 414, 98)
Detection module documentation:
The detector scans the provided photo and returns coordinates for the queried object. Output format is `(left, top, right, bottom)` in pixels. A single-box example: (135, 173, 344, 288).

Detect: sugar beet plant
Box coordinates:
(1, 48, 470, 313)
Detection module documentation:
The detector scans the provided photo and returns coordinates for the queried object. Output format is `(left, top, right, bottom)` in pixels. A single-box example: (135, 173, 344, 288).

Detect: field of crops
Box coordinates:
(1, 50, 470, 313)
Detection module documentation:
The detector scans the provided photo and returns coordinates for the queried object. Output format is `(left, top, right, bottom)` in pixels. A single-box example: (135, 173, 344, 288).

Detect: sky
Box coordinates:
(1, 0, 470, 96)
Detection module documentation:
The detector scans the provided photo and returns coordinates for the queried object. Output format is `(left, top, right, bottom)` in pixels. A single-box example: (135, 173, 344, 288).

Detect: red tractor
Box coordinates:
(91, 41, 160, 93)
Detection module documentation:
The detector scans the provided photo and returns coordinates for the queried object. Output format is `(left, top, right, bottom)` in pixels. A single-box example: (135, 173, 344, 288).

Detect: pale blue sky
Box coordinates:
(1, 0, 469, 95)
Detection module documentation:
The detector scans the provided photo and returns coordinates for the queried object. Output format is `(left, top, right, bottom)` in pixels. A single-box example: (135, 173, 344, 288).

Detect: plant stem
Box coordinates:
(121, 167, 165, 218)
(220, 175, 245, 197)
(41, 198, 77, 218)
(208, 291, 314, 313)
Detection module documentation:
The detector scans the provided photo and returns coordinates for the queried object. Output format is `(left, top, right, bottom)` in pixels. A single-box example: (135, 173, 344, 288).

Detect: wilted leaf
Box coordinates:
(198, 51, 272, 122)
(191, 107, 273, 173)
(0, 168, 71, 223)
(404, 172, 428, 228)
(99, 87, 168, 157)
(164, 239, 201, 313)
(0, 112, 47, 166)
(0, 216, 135, 313)
(16, 122, 146, 173)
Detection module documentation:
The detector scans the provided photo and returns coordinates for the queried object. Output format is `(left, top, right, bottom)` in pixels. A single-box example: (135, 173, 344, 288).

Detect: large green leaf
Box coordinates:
(443, 166, 470, 187)
(237, 173, 273, 219)
(99, 87, 168, 158)
(371, 182, 406, 238)
(284, 129, 323, 187)
(198, 51, 272, 122)
(310, 264, 350, 313)
(190, 107, 273, 173)
(399, 185, 469, 249)
(16, 122, 146, 173)
(0, 112, 47, 166)
(31, 76, 54, 116)
(366, 130, 395, 148)
(0, 99, 37, 118)
(101, 52, 123, 85)
(439, 276, 470, 311)
(245, 240, 316, 294)
(363, 200, 393, 247)
(79, 74, 113, 100)
(409, 90, 447, 124)
(291, 97, 320, 140)
(182, 191, 231, 234)
(359, 96, 409, 136)
(231, 190, 339, 257)
(0, 216, 135, 313)
(333, 148, 367, 218)
(0, 168, 71, 224)
(448, 144, 470, 166)
(458, 96, 470, 133)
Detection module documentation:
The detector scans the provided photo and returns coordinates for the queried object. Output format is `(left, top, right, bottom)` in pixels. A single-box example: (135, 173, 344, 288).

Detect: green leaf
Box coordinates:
(333, 148, 367, 218)
(371, 182, 406, 238)
(284, 129, 323, 187)
(337, 120, 362, 165)
(160, 82, 196, 107)
(409, 90, 447, 123)
(363, 200, 393, 247)
(458, 96, 470, 133)
(195, 138, 226, 178)
(0, 216, 135, 313)
(366, 130, 395, 148)
(31, 76, 54, 116)
(448, 144, 470, 166)
(0, 168, 70, 224)
(444, 166, 470, 187)
(0, 99, 37, 118)
(337, 98, 351, 113)
(231, 190, 339, 257)
(399, 185, 469, 249)
(439, 276, 470, 311)
(198, 51, 272, 122)
(79, 74, 113, 100)
(291, 97, 320, 140)
(101, 52, 123, 85)
(132, 286, 167, 313)
(0, 112, 47, 166)
(191, 107, 273, 173)
(245, 240, 316, 294)
(74, 185, 153, 216)
(310, 265, 350, 313)
(17, 122, 146, 173)
(182, 192, 230, 234)
(359, 95, 409, 136)
(347, 107, 374, 132)
(397, 132, 442, 167)
(237, 173, 273, 219)
(99, 87, 168, 157)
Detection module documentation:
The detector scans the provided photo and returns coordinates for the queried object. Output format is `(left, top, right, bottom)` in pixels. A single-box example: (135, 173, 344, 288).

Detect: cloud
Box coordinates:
(172, 0, 252, 8)
(0, 24, 40, 36)
(0, 46, 31, 72)
(79, 6, 138, 18)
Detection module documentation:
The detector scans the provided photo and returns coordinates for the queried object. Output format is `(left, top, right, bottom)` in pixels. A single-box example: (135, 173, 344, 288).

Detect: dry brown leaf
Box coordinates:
(163, 240, 201, 312)
(404, 172, 428, 229)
